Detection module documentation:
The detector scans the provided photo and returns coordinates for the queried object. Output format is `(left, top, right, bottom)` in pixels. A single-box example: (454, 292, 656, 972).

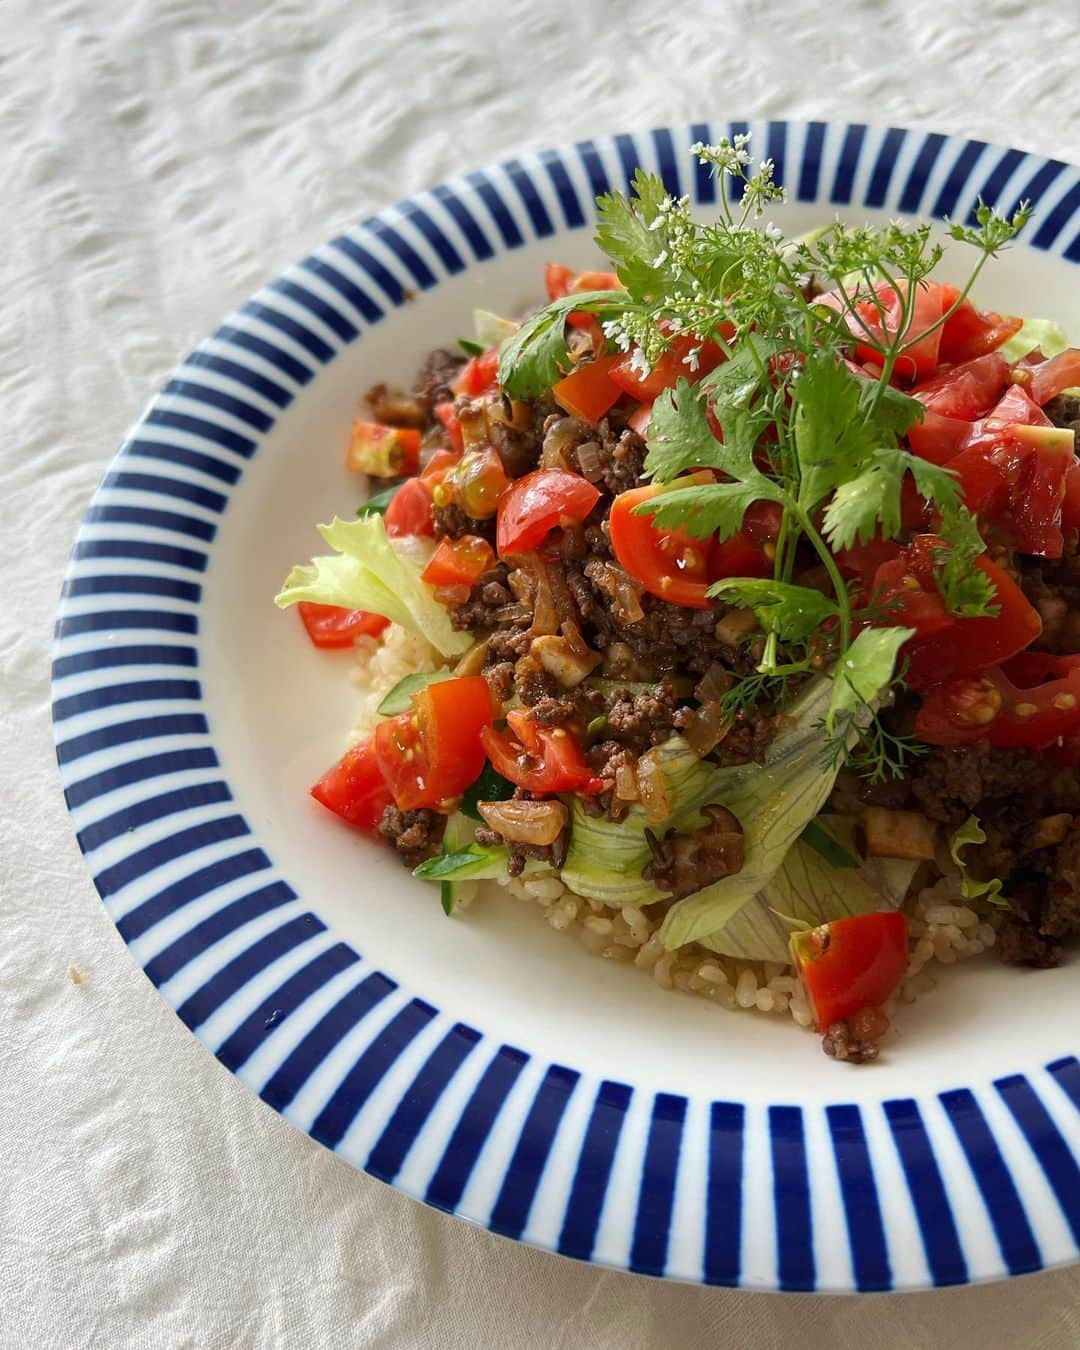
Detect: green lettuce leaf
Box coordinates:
(948, 815, 1009, 908)
(275, 516, 471, 658)
(699, 818, 918, 963)
(559, 737, 732, 906)
(998, 316, 1069, 364)
(657, 679, 853, 949)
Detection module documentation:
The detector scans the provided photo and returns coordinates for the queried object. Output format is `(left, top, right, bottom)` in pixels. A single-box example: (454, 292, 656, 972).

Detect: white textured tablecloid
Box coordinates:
(5, 1, 1080, 1345)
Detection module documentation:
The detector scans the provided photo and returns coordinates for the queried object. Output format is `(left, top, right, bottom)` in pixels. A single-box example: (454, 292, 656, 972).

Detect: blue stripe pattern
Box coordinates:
(52, 121, 1080, 1293)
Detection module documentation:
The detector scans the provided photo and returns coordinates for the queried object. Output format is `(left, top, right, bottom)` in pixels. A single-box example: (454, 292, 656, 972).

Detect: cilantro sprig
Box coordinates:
(497, 136, 1029, 779)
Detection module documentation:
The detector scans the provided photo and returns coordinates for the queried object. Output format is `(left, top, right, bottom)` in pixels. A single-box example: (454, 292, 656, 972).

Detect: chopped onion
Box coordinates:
(522, 554, 559, 635)
(714, 609, 760, 645)
(478, 798, 568, 846)
(434, 584, 470, 607)
(636, 749, 671, 823)
(540, 416, 583, 471)
(682, 701, 732, 757)
(457, 401, 488, 450)
(575, 439, 603, 482)
(560, 619, 591, 658)
(453, 639, 489, 678)
(532, 634, 600, 687)
(487, 394, 531, 432)
(614, 762, 640, 801)
(610, 568, 645, 624)
(695, 662, 735, 703)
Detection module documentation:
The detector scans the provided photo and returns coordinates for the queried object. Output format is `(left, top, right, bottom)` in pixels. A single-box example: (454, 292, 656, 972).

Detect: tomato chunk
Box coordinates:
(710, 500, 783, 580)
(480, 713, 601, 795)
(912, 353, 1009, 420)
(496, 469, 601, 556)
(915, 660, 1080, 750)
(868, 536, 1041, 690)
(817, 280, 945, 381)
(384, 476, 435, 538)
(609, 480, 716, 608)
(1028, 349, 1080, 405)
(609, 329, 725, 404)
(310, 737, 394, 834)
(937, 285, 1023, 364)
(421, 535, 495, 588)
(374, 676, 494, 811)
(346, 420, 421, 477)
(297, 603, 390, 649)
(455, 347, 500, 398)
(434, 401, 464, 453)
(552, 355, 623, 422)
(791, 912, 908, 1030)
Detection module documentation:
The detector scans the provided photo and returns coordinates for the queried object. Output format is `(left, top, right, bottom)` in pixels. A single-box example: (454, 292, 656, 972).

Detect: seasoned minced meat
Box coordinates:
(433, 500, 498, 546)
(1045, 392, 1080, 435)
(413, 348, 465, 419)
(1017, 548, 1080, 653)
(604, 683, 681, 753)
(908, 742, 1050, 826)
(568, 415, 647, 496)
(378, 806, 446, 867)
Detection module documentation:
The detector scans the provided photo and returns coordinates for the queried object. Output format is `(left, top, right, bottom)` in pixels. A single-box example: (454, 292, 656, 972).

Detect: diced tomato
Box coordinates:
(836, 536, 904, 603)
(710, 500, 783, 580)
(984, 383, 1053, 431)
(609, 329, 725, 404)
(310, 737, 394, 834)
(937, 285, 1023, 364)
(608, 479, 717, 608)
(552, 355, 623, 422)
(790, 912, 908, 1030)
(455, 347, 500, 398)
(435, 401, 464, 453)
(912, 353, 1009, 420)
(480, 712, 602, 795)
(346, 420, 421, 477)
(817, 280, 945, 382)
(870, 552, 956, 642)
(915, 659, 1080, 750)
(297, 603, 390, 649)
(384, 476, 435, 538)
(1028, 349, 1080, 406)
(421, 535, 495, 588)
(869, 536, 1041, 690)
(445, 446, 509, 519)
(544, 263, 623, 337)
(496, 469, 601, 556)
(420, 448, 462, 483)
(1063, 460, 1080, 530)
(374, 676, 494, 811)
(907, 411, 973, 465)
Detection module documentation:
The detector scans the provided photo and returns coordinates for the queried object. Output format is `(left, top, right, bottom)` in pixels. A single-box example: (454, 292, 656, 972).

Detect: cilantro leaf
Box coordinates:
(356, 483, 401, 517)
(595, 169, 677, 298)
(707, 579, 838, 641)
(793, 352, 924, 509)
(637, 477, 786, 541)
(644, 379, 726, 482)
(826, 625, 914, 733)
(821, 449, 960, 551)
(458, 337, 486, 356)
(498, 290, 630, 399)
(932, 508, 1000, 618)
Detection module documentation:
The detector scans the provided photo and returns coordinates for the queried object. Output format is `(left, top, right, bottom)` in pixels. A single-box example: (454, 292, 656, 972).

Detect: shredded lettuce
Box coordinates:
(657, 679, 856, 950)
(701, 817, 918, 963)
(559, 737, 730, 906)
(948, 815, 1009, 908)
(998, 316, 1070, 365)
(275, 516, 471, 658)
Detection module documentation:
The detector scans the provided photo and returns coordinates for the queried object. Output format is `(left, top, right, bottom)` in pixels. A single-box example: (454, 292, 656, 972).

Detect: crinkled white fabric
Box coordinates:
(4, 1, 1080, 1346)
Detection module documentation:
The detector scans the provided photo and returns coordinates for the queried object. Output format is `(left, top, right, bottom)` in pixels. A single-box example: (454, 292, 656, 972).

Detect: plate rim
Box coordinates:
(51, 117, 1080, 1293)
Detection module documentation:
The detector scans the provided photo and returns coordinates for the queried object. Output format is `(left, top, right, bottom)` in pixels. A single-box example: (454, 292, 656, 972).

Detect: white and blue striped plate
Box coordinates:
(53, 122, 1080, 1292)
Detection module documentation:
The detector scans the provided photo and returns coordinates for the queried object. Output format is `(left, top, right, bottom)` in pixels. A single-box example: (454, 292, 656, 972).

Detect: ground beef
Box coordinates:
(997, 830, 1080, 966)
(413, 348, 465, 419)
(821, 1020, 880, 1064)
(1046, 392, 1080, 436)
(433, 501, 498, 545)
(377, 806, 446, 867)
(447, 565, 516, 631)
(487, 394, 557, 478)
(713, 709, 775, 766)
(908, 742, 1050, 826)
(568, 415, 647, 496)
(604, 683, 680, 753)
(1017, 548, 1080, 653)
(475, 824, 569, 874)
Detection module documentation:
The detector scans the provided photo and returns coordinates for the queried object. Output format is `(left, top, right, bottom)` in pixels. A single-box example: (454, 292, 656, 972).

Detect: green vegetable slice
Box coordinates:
(948, 816, 1009, 908)
(275, 515, 472, 658)
(355, 484, 401, 518)
(376, 669, 455, 716)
